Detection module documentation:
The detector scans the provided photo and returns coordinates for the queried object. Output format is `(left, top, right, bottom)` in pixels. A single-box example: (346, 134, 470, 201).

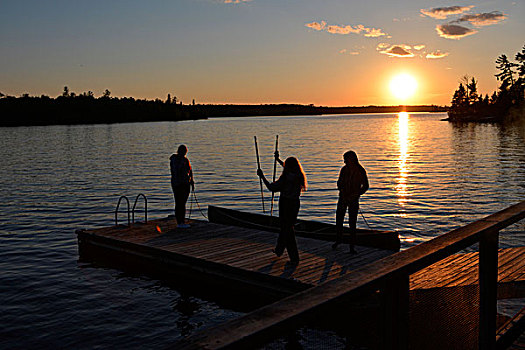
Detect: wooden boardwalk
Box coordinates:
(411, 246, 525, 299)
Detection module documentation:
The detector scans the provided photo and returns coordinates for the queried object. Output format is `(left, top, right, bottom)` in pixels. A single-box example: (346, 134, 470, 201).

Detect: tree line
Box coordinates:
(0, 86, 446, 127)
(448, 45, 525, 122)
(0, 87, 201, 127)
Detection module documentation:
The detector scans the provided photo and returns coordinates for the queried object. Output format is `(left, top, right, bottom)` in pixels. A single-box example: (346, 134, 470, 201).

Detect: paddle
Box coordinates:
(254, 136, 265, 213)
(270, 135, 279, 216)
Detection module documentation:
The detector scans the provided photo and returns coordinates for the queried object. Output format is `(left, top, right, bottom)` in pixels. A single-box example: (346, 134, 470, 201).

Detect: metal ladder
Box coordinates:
(114, 193, 148, 226)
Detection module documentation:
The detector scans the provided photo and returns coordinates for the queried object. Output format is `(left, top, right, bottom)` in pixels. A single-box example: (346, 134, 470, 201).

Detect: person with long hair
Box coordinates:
(170, 144, 194, 228)
(333, 150, 369, 253)
(257, 152, 307, 265)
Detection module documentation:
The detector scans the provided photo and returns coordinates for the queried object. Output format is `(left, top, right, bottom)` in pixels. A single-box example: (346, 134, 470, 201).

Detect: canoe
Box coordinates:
(208, 205, 400, 251)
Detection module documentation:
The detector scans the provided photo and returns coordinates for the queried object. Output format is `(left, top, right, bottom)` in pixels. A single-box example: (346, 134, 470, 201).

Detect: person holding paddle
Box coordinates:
(257, 151, 307, 265)
(170, 144, 194, 228)
(333, 150, 369, 254)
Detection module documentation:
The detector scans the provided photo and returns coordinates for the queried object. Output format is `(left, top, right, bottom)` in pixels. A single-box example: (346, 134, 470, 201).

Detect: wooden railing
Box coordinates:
(179, 201, 525, 350)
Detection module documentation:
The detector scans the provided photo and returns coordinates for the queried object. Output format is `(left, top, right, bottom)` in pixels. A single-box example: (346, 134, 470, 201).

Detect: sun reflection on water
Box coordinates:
(396, 112, 410, 213)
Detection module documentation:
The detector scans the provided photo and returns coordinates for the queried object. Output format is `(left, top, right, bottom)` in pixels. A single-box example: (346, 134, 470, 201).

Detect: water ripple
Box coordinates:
(0, 113, 524, 348)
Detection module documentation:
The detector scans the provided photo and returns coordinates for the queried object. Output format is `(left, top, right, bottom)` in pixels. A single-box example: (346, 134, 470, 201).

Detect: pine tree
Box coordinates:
(495, 54, 516, 88)
(515, 45, 525, 78)
(467, 77, 478, 105)
(451, 83, 467, 108)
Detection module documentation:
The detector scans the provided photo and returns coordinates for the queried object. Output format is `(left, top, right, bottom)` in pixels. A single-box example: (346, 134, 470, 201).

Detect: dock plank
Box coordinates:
(410, 247, 525, 297)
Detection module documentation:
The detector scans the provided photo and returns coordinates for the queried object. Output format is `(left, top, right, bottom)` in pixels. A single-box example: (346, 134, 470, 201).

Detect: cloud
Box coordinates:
(305, 21, 388, 38)
(379, 45, 415, 58)
(326, 24, 361, 35)
(305, 21, 326, 31)
(222, 0, 252, 3)
(340, 49, 360, 55)
(413, 45, 425, 50)
(426, 50, 450, 59)
(376, 43, 390, 50)
(436, 24, 477, 39)
(421, 5, 474, 19)
(363, 27, 388, 37)
(453, 11, 507, 27)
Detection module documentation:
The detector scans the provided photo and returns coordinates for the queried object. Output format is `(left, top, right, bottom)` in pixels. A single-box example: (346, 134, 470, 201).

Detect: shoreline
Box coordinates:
(0, 99, 447, 127)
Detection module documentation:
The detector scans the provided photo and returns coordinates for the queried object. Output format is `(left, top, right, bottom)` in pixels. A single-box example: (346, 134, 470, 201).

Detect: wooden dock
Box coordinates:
(77, 202, 525, 349)
(77, 217, 395, 299)
(77, 217, 525, 299)
(411, 247, 525, 299)
(172, 201, 525, 350)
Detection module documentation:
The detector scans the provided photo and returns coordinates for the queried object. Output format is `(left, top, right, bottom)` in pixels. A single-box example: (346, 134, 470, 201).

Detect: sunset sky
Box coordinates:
(1, 0, 523, 106)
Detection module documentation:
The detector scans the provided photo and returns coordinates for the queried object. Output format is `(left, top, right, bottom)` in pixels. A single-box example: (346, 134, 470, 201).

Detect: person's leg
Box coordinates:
(274, 199, 287, 256)
(175, 184, 190, 225)
(284, 198, 300, 263)
(333, 197, 348, 250)
(171, 181, 180, 220)
(348, 199, 359, 253)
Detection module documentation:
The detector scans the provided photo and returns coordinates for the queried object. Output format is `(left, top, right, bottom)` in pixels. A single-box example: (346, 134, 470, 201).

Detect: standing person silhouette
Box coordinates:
(257, 152, 307, 265)
(333, 150, 369, 254)
(170, 145, 194, 228)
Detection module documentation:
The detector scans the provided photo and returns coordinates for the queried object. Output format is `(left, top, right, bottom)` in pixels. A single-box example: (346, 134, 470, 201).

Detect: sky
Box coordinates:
(1, 0, 524, 106)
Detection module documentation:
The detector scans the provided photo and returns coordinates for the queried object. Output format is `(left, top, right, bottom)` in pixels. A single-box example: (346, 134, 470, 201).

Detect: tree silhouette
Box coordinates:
(495, 54, 516, 87)
(460, 75, 472, 98)
(451, 83, 467, 108)
(515, 45, 525, 78)
(448, 46, 525, 121)
(467, 77, 478, 105)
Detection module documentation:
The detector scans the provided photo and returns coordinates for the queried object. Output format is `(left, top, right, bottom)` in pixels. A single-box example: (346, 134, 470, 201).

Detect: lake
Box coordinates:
(0, 112, 523, 348)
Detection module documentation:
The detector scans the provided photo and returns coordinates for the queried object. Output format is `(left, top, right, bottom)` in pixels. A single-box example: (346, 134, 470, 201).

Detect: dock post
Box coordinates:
(479, 228, 499, 350)
(381, 274, 409, 350)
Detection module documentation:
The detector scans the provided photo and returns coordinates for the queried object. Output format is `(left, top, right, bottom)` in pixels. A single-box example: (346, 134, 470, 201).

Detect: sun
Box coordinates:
(389, 73, 418, 101)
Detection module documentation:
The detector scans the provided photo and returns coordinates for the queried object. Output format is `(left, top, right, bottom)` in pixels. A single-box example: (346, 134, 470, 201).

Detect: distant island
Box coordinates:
(0, 87, 446, 127)
(446, 45, 525, 123)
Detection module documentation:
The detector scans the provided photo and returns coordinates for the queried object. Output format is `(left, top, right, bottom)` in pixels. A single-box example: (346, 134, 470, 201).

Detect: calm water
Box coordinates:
(1, 113, 524, 348)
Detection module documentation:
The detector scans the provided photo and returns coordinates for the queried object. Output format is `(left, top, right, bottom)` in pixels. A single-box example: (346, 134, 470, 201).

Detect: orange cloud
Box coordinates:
(340, 49, 360, 55)
(426, 50, 450, 59)
(326, 24, 361, 34)
(305, 21, 388, 38)
(305, 21, 326, 31)
(363, 27, 388, 37)
(436, 24, 477, 39)
(421, 5, 474, 19)
(380, 45, 414, 58)
(454, 11, 507, 27)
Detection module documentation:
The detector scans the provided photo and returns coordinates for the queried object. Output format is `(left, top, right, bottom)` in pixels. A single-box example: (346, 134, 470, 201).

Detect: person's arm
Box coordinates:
(274, 151, 284, 167)
(257, 168, 270, 190)
(169, 155, 175, 176)
(188, 159, 195, 190)
(337, 168, 344, 191)
(360, 170, 369, 195)
(257, 169, 281, 192)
